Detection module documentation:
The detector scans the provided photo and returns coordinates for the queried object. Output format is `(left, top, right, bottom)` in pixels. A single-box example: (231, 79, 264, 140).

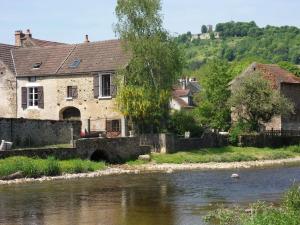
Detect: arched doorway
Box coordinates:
(60, 107, 81, 121)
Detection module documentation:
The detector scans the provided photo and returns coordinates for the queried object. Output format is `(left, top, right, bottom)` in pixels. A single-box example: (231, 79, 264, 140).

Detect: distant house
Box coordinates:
(170, 77, 200, 111)
(230, 62, 300, 131)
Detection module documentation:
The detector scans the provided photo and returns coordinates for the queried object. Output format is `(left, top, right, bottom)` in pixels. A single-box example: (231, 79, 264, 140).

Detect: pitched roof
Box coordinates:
(230, 62, 300, 89)
(0, 43, 16, 73)
(29, 38, 65, 47)
(12, 39, 130, 77)
(172, 88, 191, 97)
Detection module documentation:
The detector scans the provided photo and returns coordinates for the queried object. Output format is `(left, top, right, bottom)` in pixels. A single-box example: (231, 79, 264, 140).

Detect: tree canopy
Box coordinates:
(229, 73, 294, 132)
(115, 0, 184, 132)
(193, 59, 232, 131)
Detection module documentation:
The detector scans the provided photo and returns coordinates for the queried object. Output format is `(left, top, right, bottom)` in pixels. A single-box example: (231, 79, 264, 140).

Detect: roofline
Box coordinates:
(15, 70, 118, 78)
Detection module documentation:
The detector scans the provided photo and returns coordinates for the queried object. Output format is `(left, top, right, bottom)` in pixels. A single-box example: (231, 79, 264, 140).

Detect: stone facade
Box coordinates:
(17, 74, 125, 134)
(0, 61, 16, 118)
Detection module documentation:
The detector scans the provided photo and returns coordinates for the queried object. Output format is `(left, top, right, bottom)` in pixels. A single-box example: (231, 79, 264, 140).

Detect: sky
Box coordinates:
(1, 0, 300, 45)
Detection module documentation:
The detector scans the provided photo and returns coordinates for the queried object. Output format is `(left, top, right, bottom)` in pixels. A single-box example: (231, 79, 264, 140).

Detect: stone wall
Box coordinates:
(0, 61, 16, 118)
(0, 118, 81, 148)
(281, 83, 300, 130)
(239, 134, 300, 148)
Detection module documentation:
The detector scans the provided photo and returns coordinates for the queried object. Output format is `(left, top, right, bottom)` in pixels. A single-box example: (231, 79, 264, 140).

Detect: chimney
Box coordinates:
(15, 30, 23, 47)
(84, 34, 90, 43)
(25, 29, 32, 38)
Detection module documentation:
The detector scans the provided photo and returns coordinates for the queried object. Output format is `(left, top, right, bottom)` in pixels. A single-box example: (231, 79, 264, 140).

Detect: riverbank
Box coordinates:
(1, 156, 300, 185)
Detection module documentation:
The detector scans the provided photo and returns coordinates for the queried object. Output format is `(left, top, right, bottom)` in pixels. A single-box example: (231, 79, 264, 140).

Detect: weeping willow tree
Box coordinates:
(115, 0, 184, 133)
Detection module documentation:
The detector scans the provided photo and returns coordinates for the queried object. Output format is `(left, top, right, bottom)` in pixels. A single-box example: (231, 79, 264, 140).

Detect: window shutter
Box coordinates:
(72, 86, 78, 99)
(37, 86, 44, 109)
(21, 87, 27, 109)
(106, 120, 113, 132)
(110, 74, 117, 98)
(93, 75, 100, 98)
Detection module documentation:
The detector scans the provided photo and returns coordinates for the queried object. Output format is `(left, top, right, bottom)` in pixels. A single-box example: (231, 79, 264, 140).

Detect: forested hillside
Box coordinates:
(176, 21, 300, 77)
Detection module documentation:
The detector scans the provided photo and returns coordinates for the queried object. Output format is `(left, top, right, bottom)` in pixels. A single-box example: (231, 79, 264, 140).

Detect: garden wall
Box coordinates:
(0, 118, 81, 148)
(239, 134, 300, 148)
(139, 133, 228, 153)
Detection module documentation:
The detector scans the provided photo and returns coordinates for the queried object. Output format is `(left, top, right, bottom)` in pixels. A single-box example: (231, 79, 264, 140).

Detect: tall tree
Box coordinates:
(194, 59, 232, 131)
(115, 0, 184, 133)
(229, 73, 294, 132)
(201, 25, 208, 34)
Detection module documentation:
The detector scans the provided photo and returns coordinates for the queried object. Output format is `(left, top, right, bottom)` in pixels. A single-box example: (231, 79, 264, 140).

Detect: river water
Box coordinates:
(0, 165, 299, 225)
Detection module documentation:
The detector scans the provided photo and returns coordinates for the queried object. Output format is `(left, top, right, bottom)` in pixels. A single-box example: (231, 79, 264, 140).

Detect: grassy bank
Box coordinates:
(129, 146, 300, 165)
(205, 185, 300, 225)
(0, 157, 106, 179)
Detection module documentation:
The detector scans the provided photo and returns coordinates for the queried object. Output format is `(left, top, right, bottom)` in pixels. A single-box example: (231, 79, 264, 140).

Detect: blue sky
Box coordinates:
(1, 0, 299, 45)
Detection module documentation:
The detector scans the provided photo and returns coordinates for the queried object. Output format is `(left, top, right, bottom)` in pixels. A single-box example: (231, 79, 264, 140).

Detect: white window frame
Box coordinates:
(98, 73, 112, 99)
(27, 87, 39, 109)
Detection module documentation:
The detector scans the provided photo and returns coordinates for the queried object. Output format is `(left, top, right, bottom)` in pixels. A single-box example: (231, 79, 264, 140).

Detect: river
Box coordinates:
(0, 165, 299, 225)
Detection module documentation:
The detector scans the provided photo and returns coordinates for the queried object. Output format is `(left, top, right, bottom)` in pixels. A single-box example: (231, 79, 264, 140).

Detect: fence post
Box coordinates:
(87, 119, 91, 134)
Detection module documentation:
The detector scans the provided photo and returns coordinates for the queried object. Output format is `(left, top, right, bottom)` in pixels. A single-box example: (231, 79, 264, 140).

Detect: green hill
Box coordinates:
(176, 21, 300, 76)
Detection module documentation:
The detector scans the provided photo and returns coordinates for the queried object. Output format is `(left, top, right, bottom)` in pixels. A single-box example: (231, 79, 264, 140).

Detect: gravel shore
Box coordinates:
(1, 157, 300, 185)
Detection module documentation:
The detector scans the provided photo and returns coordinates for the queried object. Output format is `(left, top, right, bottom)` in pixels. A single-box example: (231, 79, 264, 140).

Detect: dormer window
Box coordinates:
(69, 59, 81, 68)
(32, 62, 42, 69)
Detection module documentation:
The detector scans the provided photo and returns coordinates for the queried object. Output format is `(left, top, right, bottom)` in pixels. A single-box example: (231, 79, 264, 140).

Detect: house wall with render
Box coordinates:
(16, 74, 125, 134)
(0, 61, 16, 118)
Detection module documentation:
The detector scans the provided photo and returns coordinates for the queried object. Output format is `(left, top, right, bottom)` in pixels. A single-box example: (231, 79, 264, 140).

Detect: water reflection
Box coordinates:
(0, 166, 299, 225)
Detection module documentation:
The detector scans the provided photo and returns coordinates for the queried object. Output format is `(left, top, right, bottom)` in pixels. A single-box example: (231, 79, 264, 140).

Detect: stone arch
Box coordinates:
(90, 149, 110, 162)
(59, 107, 81, 121)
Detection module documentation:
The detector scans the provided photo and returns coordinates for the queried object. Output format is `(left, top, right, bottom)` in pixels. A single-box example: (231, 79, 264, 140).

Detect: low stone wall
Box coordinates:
(0, 148, 77, 160)
(139, 133, 228, 153)
(239, 135, 300, 148)
(0, 118, 81, 148)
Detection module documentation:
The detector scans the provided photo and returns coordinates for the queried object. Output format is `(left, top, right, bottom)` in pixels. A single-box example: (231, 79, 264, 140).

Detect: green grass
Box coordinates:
(204, 186, 300, 225)
(0, 157, 106, 179)
(129, 146, 300, 165)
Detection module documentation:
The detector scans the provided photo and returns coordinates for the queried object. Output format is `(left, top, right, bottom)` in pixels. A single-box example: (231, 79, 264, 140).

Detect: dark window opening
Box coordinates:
(67, 86, 78, 98)
(106, 119, 121, 132)
(101, 74, 111, 97)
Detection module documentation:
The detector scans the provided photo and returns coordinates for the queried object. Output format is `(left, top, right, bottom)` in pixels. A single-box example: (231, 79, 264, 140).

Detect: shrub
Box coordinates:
(168, 111, 203, 137)
(229, 120, 251, 145)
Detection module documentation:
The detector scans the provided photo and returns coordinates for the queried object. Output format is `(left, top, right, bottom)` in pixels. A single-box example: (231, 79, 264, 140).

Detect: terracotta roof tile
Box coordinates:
(256, 63, 300, 89)
(172, 88, 191, 97)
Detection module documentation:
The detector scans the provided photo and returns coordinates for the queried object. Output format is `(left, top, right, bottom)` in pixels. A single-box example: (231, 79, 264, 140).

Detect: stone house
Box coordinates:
(0, 29, 129, 137)
(230, 62, 300, 131)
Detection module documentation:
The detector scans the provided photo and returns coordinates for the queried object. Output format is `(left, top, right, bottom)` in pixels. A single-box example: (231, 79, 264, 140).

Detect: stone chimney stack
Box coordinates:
(25, 29, 32, 38)
(84, 34, 90, 43)
(15, 30, 23, 47)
